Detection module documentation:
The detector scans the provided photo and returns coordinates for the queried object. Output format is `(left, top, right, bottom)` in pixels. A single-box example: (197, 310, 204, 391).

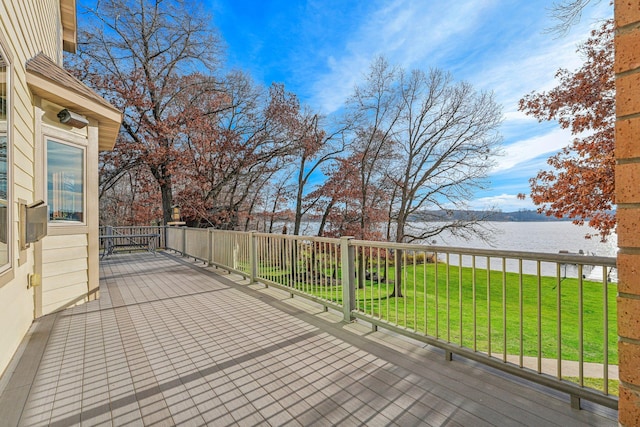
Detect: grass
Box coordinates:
(564, 377, 619, 396)
(358, 262, 617, 365)
(258, 259, 617, 365)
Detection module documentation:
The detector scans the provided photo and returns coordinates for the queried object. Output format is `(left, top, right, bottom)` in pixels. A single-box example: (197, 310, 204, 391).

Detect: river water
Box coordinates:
(291, 220, 618, 279)
(420, 221, 618, 281)
(424, 221, 618, 257)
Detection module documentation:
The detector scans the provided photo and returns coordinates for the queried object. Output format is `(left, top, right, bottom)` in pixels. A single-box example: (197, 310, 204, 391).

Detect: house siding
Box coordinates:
(0, 0, 103, 375)
(41, 234, 88, 314)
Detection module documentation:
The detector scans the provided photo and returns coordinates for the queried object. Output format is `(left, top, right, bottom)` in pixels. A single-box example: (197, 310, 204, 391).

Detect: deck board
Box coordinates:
(0, 252, 618, 426)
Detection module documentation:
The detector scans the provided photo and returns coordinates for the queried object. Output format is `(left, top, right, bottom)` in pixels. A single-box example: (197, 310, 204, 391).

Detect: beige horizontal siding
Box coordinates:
(0, 269, 33, 375)
(42, 233, 89, 314)
(0, 0, 72, 376)
(42, 257, 87, 278)
(43, 234, 88, 249)
(42, 280, 88, 314)
(44, 245, 87, 263)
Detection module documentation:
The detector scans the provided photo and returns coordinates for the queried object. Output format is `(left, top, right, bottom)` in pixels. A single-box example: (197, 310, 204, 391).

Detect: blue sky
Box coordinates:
(208, 0, 612, 212)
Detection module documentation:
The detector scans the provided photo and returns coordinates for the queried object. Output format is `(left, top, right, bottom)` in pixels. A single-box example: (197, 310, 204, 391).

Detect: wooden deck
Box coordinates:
(0, 252, 617, 426)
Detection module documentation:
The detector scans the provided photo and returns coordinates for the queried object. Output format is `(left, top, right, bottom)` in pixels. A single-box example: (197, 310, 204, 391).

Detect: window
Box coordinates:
(0, 51, 8, 266)
(47, 140, 84, 223)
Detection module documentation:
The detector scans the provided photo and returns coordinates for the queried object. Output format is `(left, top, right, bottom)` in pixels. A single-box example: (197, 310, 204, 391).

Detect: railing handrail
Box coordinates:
(350, 239, 617, 266)
(105, 225, 616, 267)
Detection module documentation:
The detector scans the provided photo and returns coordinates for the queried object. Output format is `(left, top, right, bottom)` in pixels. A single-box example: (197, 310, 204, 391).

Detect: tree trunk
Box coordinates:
(317, 199, 335, 237)
(160, 178, 173, 225)
(389, 249, 403, 298)
(294, 158, 306, 236)
(388, 217, 406, 298)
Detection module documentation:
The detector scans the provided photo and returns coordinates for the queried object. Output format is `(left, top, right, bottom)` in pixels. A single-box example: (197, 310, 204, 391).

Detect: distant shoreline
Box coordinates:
(406, 209, 607, 223)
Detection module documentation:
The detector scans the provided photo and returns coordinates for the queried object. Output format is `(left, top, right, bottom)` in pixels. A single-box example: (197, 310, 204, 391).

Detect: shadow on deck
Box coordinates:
(0, 252, 618, 426)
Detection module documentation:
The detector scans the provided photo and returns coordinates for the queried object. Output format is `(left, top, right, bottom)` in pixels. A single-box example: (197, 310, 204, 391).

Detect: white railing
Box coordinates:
(158, 227, 618, 409)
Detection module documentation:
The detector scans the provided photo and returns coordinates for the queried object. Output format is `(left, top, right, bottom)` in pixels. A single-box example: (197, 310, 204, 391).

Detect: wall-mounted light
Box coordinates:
(167, 205, 185, 226)
(57, 109, 88, 128)
(171, 205, 181, 222)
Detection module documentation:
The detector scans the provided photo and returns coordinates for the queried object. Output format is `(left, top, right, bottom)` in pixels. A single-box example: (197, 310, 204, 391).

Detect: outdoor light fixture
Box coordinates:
(168, 205, 185, 226)
(171, 205, 181, 222)
(57, 109, 89, 128)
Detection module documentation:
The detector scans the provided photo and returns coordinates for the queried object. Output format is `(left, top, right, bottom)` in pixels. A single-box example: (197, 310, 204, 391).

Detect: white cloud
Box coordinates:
(305, 0, 610, 118)
(493, 128, 573, 173)
(468, 193, 536, 212)
(502, 110, 532, 123)
(309, 0, 498, 113)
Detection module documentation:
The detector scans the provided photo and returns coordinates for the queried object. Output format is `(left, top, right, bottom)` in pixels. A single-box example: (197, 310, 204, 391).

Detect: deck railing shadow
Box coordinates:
(103, 226, 618, 410)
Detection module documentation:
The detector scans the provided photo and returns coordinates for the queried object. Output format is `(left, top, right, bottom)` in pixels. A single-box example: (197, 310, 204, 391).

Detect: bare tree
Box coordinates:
(75, 0, 224, 224)
(348, 57, 502, 297)
(266, 84, 347, 235)
(263, 170, 294, 233)
(546, 0, 602, 36)
(391, 68, 503, 244)
(345, 57, 401, 240)
(347, 58, 502, 244)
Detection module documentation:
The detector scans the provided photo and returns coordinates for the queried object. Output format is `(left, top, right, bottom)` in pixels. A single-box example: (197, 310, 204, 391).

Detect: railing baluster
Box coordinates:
(403, 250, 408, 328)
(487, 256, 491, 357)
(424, 250, 428, 336)
(377, 247, 382, 320)
(396, 251, 399, 325)
(336, 241, 340, 303)
(287, 237, 293, 290)
(519, 259, 524, 368)
(413, 250, 417, 331)
(502, 257, 507, 363)
(446, 253, 450, 343)
(578, 264, 584, 387)
(459, 253, 463, 347)
(435, 251, 439, 339)
(472, 255, 477, 352)
(603, 263, 609, 395)
(537, 260, 542, 373)
(556, 263, 562, 380)
(386, 248, 390, 323)
(370, 245, 375, 318)
(361, 245, 365, 313)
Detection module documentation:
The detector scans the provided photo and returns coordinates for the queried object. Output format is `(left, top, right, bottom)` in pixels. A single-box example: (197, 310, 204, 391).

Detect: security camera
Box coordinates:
(57, 109, 89, 128)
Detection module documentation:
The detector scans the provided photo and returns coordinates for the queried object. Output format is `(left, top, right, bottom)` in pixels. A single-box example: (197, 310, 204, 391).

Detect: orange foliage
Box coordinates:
(519, 20, 614, 240)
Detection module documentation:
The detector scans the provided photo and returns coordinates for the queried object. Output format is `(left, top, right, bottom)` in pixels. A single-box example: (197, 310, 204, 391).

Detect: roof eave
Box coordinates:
(27, 72, 122, 151)
(60, 0, 77, 53)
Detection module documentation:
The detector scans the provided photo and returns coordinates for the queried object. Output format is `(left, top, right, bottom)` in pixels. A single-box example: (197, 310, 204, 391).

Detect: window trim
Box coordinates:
(44, 134, 87, 227)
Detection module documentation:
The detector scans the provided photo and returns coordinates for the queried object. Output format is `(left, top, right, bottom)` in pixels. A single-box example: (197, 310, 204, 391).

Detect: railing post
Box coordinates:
(105, 225, 113, 257)
(341, 236, 355, 322)
(181, 227, 186, 256)
(207, 228, 213, 266)
(162, 225, 167, 249)
(249, 231, 258, 284)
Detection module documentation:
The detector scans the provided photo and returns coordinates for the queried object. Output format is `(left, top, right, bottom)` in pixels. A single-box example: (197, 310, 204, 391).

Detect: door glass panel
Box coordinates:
(47, 140, 84, 222)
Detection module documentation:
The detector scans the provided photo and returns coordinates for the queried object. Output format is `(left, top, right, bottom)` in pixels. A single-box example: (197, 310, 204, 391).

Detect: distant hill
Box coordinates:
(408, 209, 574, 222)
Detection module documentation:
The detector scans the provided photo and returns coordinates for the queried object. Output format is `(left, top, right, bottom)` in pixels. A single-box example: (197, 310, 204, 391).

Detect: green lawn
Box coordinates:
(260, 260, 617, 365)
(564, 377, 619, 396)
